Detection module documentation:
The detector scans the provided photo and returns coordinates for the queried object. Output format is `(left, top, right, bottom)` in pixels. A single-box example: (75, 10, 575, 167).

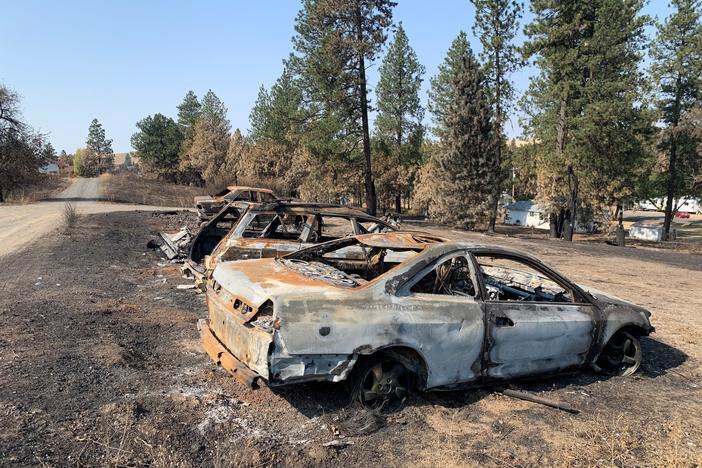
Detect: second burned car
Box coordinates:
(183, 200, 396, 288)
(199, 232, 654, 410)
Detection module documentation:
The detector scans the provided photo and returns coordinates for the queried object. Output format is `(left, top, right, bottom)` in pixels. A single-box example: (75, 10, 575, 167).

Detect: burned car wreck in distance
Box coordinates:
(183, 200, 396, 289)
(199, 232, 654, 409)
(194, 185, 278, 220)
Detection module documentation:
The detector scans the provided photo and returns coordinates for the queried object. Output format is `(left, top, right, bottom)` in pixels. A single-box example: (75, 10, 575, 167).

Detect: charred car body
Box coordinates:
(183, 200, 396, 288)
(194, 186, 278, 220)
(199, 232, 654, 409)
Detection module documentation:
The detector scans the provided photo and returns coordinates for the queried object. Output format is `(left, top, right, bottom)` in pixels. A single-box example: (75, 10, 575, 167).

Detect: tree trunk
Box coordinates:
(663, 75, 683, 241)
(487, 51, 503, 233)
(564, 164, 578, 242)
(662, 139, 677, 240)
(549, 212, 559, 238)
(354, 7, 376, 217)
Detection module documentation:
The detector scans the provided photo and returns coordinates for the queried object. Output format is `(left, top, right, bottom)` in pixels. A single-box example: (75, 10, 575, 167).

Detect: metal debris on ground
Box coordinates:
(151, 227, 193, 260)
(323, 440, 355, 449)
(500, 388, 581, 414)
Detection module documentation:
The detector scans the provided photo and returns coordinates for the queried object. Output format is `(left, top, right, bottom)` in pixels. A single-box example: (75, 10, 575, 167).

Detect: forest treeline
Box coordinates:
(4, 0, 701, 242)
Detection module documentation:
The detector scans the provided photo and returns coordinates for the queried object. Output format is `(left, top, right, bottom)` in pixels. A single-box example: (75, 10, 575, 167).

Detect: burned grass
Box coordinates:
(0, 211, 700, 466)
(101, 172, 207, 207)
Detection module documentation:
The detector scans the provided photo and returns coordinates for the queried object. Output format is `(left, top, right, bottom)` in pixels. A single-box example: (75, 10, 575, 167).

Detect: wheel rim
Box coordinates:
(359, 361, 411, 412)
(596, 331, 642, 377)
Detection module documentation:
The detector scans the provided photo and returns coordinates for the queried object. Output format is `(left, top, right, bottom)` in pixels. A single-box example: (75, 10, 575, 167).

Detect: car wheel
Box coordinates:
(351, 356, 414, 412)
(594, 331, 642, 377)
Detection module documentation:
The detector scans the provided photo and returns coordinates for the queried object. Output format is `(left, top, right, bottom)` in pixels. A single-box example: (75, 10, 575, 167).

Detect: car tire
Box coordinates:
(350, 354, 414, 412)
(593, 331, 642, 377)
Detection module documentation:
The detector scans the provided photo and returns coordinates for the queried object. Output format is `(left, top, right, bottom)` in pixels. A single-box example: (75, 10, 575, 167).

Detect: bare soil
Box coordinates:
(101, 173, 207, 208)
(0, 212, 700, 467)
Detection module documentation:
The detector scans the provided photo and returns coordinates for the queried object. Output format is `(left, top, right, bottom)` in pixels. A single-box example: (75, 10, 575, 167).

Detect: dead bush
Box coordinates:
(63, 202, 77, 230)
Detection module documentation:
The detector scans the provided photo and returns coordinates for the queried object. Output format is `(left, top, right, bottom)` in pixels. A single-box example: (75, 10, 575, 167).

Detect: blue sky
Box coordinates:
(1, 1, 672, 153)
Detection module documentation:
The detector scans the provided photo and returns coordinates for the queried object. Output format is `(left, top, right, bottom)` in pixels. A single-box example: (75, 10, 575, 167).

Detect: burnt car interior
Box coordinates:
(240, 212, 391, 243)
(189, 205, 242, 267)
(475, 255, 574, 303)
(410, 255, 477, 297)
(283, 238, 421, 287)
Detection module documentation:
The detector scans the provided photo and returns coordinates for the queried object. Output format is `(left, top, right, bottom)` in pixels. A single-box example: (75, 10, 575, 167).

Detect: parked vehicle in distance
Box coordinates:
(183, 200, 397, 289)
(194, 186, 278, 220)
(199, 232, 654, 410)
(674, 211, 690, 219)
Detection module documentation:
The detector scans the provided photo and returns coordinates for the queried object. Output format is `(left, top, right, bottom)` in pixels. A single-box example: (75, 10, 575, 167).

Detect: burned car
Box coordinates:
(194, 186, 278, 220)
(198, 232, 654, 410)
(183, 200, 396, 288)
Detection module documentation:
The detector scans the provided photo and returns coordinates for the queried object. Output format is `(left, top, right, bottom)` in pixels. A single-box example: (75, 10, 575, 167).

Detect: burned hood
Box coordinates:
(580, 284, 651, 316)
(211, 258, 347, 309)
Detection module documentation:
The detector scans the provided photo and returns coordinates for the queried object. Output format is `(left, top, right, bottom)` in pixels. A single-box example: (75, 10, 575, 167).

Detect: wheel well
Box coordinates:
(615, 324, 648, 339)
(355, 346, 428, 390)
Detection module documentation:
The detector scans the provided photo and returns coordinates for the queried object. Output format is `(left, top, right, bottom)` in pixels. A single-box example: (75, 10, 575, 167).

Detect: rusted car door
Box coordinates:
(473, 253, 597, 380)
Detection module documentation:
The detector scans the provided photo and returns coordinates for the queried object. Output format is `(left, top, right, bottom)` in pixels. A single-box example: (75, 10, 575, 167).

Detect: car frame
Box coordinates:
(183, 200, 396, 289)
(194, 186, 278, 220)
(199, 232, 654, 409)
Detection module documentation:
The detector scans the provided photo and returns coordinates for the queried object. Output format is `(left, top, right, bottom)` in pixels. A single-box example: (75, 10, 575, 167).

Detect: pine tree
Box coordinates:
(248, 85, 273, 142)
(374, 23, 425, 214)
(177, 91, 201, 139)
(221, 129, 247, 180)
(522, 1, 598, 240)
(574, 0, 651, 220)
(470, 0, 522, 231)
(42, 141, 57, 162)
(181, 90, 231, 185)
(131, 113, 184, 181)
(86, 118, 113, 172)
(290, 0, 396, 216)
(650, 0, 702, 239)
(429, 54, 500, 228)
(427, 31, 473, 140)
(248, 67, 303, 145)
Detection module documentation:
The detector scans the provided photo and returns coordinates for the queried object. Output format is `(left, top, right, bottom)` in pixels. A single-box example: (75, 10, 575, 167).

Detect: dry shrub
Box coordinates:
(63, 202, 77, 230)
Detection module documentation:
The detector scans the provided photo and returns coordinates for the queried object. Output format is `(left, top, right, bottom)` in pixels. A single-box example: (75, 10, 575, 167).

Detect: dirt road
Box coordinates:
(0, 177, 188, 258)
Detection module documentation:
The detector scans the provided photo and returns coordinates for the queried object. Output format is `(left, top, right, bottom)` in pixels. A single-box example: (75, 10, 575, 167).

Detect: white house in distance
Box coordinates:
(637, 197, 701, 214)
(504, 200, 549, 229)
(39, 163, 59, 175)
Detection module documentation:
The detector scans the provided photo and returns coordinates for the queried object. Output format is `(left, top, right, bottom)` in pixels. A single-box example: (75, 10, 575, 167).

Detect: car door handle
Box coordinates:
(494, 315, 515, 327)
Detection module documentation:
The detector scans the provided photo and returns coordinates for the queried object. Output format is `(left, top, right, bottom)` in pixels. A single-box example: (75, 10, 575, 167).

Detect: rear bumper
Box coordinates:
(197, 319, 263, 388)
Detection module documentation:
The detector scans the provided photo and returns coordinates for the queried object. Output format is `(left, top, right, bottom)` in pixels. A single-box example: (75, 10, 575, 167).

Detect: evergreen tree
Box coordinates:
(86, 118, 113, 171)
(575, 0, 651, 218)
(522, 1, 598, 240)
(427, 31, 474, 140)
(290, 0, 396, 216)
(181, 90, 231, 185)
(248, 85, 272, 142)
(42, 141, 57, 161)
(131, 113, 184, 181)
(470, 0, 522, 231)
(429, 54, 500, 228)
(523, 0, 651, 240)
(177, 91, 201, 139)
(650, 0, 702, 239)
(374, 23, 425, 213)
(248, 67, 303, 145)
(221, 129, 247, 179)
